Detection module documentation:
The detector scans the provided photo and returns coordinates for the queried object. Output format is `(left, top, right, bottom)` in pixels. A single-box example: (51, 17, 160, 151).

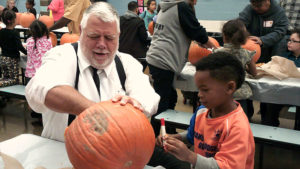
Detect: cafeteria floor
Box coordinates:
(0, 86, 299, 169)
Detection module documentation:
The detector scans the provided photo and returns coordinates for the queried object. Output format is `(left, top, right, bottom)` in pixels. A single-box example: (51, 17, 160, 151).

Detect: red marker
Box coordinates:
(161, 118, 167, 146)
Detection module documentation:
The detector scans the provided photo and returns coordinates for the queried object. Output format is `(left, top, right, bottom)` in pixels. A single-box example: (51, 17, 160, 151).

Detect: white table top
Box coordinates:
(174, 63, 300, 106)
(198, 20, 226, 33)
(0, 23, 69, 34)
(0, 134, 163, 169)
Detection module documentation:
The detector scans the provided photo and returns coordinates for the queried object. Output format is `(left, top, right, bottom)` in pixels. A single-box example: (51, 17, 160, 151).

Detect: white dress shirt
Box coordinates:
(25, 42, 160, 142)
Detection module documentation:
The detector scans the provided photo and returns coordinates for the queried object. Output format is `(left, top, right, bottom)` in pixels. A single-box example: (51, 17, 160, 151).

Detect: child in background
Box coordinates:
(25, 20, 52, 125)
(214, 19, 257, 120)
(47, 0, 64, 22)
(139, 0, 156, 30)
(4, 0, 18, 13)
(26, 0, 36, 18)
(0, 10, 27, 87)
(282, 28, 300, 67)
(157, 52, 255, 169)
(25, 20, 52, 83)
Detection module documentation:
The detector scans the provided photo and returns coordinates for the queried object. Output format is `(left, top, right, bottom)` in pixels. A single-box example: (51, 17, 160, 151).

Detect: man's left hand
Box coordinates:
(112, 95, 144, 111)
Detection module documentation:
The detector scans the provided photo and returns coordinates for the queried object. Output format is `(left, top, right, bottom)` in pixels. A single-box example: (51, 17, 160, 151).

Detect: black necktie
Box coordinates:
(91, 67, 100, 96)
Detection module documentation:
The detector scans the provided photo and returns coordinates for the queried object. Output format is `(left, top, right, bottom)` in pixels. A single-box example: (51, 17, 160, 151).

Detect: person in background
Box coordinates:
(213, 19, 257, 120)
(25, 20, 52, 125)
(0, 10, 26, 87)
(139, 0, 156, 30)
(26, 0, 37, 18)
(4, 0, 18, 13)
(0, 5, 4, 21)
(49, 0, 90, 34)
(146, 0, 216, 136)
(119, 1, 149, 71)
(239, 0, 289, 126)
(25, 2, 159, 142)
(149, 52, 255, 169)
(282, 28, 300, 66)
(47, 0, 64, 23)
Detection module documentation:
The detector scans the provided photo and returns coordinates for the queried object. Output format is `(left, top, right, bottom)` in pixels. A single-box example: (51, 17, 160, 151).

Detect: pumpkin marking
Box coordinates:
(124, 160, 133, 167)
(83, 108, 108, 135)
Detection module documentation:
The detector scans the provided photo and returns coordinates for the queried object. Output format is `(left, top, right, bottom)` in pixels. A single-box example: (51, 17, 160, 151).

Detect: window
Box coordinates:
(138, 0, 147, 14)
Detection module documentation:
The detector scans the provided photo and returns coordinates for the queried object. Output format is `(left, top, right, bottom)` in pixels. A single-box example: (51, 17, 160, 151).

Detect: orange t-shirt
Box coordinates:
(193, 104, 255, 169)
(64, 0, 91, 34)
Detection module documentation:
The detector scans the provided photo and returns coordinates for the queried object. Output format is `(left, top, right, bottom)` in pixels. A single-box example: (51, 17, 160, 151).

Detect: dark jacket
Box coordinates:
(119, 11, 149, 59)
(0, 28, 27, 58)
(239, 0, 288, 63)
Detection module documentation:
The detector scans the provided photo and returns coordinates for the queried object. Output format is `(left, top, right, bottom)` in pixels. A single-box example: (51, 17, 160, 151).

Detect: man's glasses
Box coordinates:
(287, 39, 300, 43)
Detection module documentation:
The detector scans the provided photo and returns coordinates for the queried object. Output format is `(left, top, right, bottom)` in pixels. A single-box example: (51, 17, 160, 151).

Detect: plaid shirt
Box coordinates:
(280, 0, 300, 30)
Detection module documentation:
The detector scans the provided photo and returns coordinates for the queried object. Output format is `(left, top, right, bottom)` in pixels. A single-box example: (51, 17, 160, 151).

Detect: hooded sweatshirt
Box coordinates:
(119, 10, 149, 59)
(146, 0, 208, 73)
(239, 0, 288, 62)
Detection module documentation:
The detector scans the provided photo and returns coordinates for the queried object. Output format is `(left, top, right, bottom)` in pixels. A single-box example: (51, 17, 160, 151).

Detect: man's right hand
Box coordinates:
(198, 38, 218, 49)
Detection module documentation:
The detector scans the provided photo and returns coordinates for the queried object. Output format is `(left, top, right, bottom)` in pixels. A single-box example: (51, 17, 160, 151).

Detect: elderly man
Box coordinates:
(25, 2, 160, 142)
(49, 0, 90, 34)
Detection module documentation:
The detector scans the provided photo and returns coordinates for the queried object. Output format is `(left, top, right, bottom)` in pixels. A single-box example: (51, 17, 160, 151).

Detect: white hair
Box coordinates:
(80, 2, 120, 33)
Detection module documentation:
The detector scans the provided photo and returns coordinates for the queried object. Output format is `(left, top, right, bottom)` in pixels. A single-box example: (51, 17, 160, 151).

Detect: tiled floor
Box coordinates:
(0, 90, 300, 169)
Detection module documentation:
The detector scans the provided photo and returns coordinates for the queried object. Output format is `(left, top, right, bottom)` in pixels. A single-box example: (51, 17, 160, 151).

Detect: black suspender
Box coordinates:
(71, 42, 126, 91)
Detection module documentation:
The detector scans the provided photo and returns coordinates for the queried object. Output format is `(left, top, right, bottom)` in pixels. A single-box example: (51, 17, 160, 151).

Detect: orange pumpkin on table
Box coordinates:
(15, 12, 22, 25)
(19, 12, 35, 28)
(242, 39, 261, 63)
(49, 32, 57, 47)
(60, 33, 80, 45)
(38, 15, 54, 29)
(64, 100, 155, 169)
(188, 37, 220, 65)
(148, 21, 154, 35)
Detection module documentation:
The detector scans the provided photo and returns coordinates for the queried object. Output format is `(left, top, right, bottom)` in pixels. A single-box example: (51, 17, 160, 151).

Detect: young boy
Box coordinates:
(282, 28, 300, 67)
(157, 52, 255, 169)
(25, 0, 36, 18)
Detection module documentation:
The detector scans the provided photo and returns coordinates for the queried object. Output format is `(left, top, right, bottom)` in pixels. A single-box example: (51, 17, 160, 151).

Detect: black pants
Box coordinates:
(238, 99, 254, 121)
(148, 64, 177, 136)
(147, 146, 190, 169)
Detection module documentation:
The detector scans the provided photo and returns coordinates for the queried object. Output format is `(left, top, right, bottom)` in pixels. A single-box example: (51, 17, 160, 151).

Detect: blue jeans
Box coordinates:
(148, 64, 177, 136)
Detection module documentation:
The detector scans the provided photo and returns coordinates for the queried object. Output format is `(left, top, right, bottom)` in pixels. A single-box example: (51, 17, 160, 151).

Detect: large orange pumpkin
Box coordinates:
(242, 39, 261, 63)
(15, 13, 22, 25)
(19, 12, 35, 28)
(148, 21, 154, 35)
(64, 100, 155, 169)
(38, 15, 54, 28)
(49, 32, 57, 47)
(60, 33, 80, 45)
(188, 37, 220, 65)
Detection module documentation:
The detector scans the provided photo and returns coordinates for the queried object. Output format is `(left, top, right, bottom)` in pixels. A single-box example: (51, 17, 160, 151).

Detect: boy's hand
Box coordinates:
(164, 137, 197, 165)
(155, 134, 182, 147)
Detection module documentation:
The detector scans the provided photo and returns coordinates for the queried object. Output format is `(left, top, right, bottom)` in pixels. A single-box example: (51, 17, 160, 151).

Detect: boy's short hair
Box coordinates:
(291, 28, 300, 37)
(195, 52, 245, 90)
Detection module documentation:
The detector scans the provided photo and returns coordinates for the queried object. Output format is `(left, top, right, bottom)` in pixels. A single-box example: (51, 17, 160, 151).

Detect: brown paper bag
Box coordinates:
(256, 56, 300, 80)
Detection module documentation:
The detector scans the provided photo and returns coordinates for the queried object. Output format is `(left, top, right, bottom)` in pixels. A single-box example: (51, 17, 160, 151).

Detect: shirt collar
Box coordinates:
(77, 42, 117, 77)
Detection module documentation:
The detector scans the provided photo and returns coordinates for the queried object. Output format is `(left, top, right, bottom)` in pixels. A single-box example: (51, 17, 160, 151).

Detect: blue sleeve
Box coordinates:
(187, 105, 205, 145)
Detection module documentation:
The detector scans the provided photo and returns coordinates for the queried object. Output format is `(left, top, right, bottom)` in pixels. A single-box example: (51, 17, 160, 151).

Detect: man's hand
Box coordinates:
(199, 38, 218, 49)
(249, 36, 263, 46)
(112, 95, 143, 111)
(164, 136, 197, 165)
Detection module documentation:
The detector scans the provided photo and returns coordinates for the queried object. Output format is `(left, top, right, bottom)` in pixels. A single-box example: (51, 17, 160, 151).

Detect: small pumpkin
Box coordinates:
(19, 12, 35, 28)
(242, 39, 261, 63)
(188, 37, 220, 65)
(49, 32, 57, 47)
(15, 12, 22, 25)
(38, 15, 54, 29)
(60, 33, 80, 45)
(148, 21, 154, 35)
(64, 100, 155, 169)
